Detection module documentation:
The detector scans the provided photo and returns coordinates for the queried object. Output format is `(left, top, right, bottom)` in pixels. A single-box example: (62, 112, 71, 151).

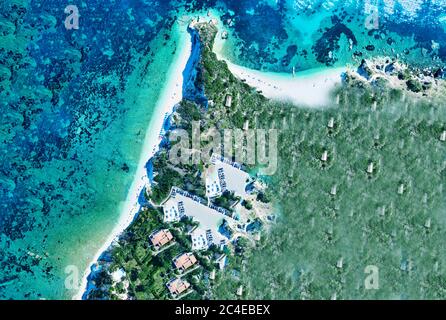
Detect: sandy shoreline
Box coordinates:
(211, 18, 346, 107)
(74, 15, 346, 300)
(223, 62, 346, 107)
(73, 22, 192, 300)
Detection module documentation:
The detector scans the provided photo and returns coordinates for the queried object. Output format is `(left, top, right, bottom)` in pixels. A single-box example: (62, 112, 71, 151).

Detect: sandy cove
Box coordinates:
(211, 16, 346, 108)
(223, 62, 346, 107)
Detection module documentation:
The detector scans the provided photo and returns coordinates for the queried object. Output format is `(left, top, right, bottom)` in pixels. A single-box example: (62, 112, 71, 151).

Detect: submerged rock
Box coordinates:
(385, 62, 396, 74)
(357, 59, 373, 80)
(433, 68, 445, 79)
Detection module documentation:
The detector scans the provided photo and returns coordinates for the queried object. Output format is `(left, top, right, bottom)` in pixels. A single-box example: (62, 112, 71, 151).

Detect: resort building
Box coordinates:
(166, 278, 190, 297)
(173, 252, 198, 272)
(205, 154, 251, 199)
(243, 120, 250, 131)
(225, 94, 233, 107)
(330, 185, 337, 196)
(367, 162, 374, 174)
(321, 150, 328, 162)
(111, 269, 126, 283)
(398, 184, 405, 195)
(149, 229, 173, 250)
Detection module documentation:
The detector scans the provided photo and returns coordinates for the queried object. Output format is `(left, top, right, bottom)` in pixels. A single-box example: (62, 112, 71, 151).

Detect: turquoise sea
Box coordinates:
(1, 0, 446, 299)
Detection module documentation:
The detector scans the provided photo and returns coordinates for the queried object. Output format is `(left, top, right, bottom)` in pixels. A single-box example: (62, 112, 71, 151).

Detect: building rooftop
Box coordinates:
(321, 150, 328, 162)
(149, 229, 173, 249)
(225, 94, 233, 107)
(173, 252, 198, 271)
(166, 278, 190, 296)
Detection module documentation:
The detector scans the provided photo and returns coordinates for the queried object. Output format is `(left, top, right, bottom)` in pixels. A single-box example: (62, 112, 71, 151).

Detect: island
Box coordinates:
(81, 17, 446, 300)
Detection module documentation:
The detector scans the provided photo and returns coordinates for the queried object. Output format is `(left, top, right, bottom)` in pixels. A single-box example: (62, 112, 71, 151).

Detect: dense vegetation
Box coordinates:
(87, 208, 220, 300)
(195, 23, 446, 299)
(88, 22, 446, 300)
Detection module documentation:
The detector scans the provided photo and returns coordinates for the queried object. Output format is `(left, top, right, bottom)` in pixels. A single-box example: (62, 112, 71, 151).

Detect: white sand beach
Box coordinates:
(74, 15, 346, 299)
(211, 18, 346, 108)
(73, 21, 192, 300)
(223, 62, 345, 107)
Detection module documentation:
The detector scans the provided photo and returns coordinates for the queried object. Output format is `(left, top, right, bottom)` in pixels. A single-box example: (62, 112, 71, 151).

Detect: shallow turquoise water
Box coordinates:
(1, 0, 446, 299)
(220, 0, 446, 72)
(0, 0, 188, 299)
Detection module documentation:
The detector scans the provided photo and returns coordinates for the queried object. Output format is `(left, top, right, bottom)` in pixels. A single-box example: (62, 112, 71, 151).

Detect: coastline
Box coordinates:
(73, 21, 193, 300)
(221, 62, 346, 107)
(74, 15, 346, 300)
(211, 17, 346, 107)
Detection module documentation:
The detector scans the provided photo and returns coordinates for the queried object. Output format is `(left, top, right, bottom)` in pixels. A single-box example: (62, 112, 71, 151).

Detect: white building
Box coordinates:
(225, 94, 233, 107)
(321, 150, 328, 162)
